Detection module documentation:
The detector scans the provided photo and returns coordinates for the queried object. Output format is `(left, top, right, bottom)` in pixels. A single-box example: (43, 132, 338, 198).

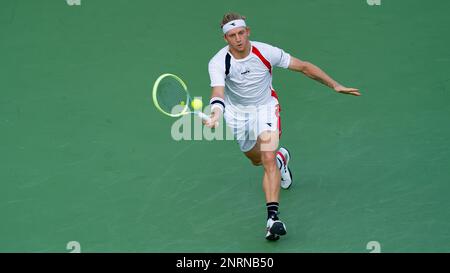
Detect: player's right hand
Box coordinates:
(204, 110, 220, 128)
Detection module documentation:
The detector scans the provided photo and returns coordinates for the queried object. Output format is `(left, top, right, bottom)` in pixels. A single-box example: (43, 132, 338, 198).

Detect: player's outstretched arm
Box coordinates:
(204, 86, 225, 128)
(288, 57, 361, 96)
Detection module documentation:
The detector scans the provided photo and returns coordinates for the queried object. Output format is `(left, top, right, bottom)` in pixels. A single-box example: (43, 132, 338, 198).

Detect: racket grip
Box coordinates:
(197, 112, 210, 121)
(197, 112, 219, 128)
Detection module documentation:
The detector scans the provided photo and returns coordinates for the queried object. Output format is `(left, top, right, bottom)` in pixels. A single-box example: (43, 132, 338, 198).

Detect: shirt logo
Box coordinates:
(241, 70, 250, 75)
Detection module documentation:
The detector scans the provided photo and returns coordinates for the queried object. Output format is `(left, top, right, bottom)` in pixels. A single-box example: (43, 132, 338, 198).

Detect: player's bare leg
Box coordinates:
(261, 149, 281, 203)
(245, 140, 262, 166)
(244, 130, 287, 240)
(244, 131, 280, 202)
(245, 133, 293, 189)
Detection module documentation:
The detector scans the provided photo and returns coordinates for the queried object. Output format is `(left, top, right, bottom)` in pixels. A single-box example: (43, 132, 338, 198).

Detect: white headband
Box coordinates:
(222, 19, 247, 34)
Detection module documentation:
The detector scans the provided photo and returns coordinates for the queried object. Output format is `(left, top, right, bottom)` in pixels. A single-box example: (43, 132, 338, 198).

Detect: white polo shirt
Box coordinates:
(208, 41, 291, 110)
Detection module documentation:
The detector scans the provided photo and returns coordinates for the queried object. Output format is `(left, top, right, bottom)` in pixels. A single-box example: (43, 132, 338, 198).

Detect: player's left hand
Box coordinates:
(334, 85, 361, 96)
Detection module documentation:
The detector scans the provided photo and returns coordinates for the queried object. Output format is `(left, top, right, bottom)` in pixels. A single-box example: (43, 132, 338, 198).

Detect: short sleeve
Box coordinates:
(208, 58, 225, 87)
(266, 44, 291, 69)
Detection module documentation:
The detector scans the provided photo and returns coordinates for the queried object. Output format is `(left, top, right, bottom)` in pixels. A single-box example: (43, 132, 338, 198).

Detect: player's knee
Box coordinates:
(261, 152, 277, 171)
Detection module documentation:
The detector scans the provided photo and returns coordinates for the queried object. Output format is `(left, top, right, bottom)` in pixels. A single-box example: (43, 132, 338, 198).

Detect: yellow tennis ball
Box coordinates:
(191, 98, 203, 110)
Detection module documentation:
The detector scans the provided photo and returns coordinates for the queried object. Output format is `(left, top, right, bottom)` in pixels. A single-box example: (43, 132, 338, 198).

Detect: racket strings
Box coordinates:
(157, 78, 189, 116)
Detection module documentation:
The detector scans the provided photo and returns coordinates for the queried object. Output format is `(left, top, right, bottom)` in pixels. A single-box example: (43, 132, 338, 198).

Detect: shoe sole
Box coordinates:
(265, 233, 280, 241)
(270, 222, 287, 236)
(282, 167, 293, 189)
(280, 147, 293, 190)
(280, 147, 291, 164)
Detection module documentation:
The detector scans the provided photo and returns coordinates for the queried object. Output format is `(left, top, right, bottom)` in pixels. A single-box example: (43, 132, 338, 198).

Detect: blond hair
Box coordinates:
(220, 12, 247, 28)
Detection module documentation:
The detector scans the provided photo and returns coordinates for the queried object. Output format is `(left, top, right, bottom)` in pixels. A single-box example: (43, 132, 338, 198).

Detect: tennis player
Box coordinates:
(205, 12, 360, 241)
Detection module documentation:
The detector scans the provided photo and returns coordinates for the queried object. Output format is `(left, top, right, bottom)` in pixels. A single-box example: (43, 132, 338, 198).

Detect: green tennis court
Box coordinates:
(1, 0, 450, 252)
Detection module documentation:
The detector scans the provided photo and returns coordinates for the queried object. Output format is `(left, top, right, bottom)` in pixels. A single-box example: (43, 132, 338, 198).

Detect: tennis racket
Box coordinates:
(152, 73, 215, 124)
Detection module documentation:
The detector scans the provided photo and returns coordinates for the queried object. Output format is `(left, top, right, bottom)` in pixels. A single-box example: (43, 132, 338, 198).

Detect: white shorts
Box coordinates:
(224, 96, 281, 152)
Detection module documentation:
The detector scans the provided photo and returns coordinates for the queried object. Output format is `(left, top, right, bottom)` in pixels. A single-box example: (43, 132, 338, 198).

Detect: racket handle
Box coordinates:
(197, 112, 219, 128)
(197, 111, 210, 121)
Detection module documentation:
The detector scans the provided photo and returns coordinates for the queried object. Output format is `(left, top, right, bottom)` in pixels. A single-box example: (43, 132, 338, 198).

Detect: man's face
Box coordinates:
(224, 27, 250, 52)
